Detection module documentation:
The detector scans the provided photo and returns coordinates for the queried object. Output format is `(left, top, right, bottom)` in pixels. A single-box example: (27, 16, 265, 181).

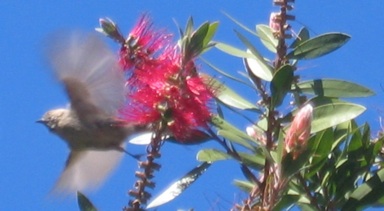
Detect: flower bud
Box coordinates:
(269, 12, 281, 33)
(96, 18, 125, 44)
(284, 103, 313, 159)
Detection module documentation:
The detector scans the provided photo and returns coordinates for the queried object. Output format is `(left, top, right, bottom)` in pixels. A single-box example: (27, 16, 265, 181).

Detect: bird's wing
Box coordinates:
(46, 33, 125, 120)
(52, 149, 124, 194)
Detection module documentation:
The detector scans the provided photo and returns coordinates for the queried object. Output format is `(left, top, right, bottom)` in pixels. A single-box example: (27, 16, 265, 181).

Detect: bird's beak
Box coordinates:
(36, 119, 47, 124)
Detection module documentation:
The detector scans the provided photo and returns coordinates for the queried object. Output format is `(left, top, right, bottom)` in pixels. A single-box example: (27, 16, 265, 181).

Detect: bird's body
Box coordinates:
(38, 33, 145, 194)
(40, 108, 132, 150)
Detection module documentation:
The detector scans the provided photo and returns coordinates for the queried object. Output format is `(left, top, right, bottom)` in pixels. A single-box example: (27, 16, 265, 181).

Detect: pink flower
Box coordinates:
(119, 16, 214, 141)
(284, 103, 313, 159)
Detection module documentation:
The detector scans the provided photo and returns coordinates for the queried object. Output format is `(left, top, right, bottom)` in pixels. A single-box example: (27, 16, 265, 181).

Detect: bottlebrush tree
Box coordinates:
(75, 1, 384, 210)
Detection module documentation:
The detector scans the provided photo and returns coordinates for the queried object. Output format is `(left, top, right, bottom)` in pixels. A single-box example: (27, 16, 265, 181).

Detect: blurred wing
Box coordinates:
(46, 32, 125, 117)
(52, 149, 124, 194)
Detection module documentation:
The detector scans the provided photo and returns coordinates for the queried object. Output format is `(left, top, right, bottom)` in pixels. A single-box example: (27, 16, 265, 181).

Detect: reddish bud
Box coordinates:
(284, 104, 313, 159)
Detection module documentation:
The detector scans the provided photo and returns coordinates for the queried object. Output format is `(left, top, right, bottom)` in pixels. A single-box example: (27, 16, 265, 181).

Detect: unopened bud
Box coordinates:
(96, 18, 125, 44)
(285, 103, 313, 159)
(269, 12, 281, 33)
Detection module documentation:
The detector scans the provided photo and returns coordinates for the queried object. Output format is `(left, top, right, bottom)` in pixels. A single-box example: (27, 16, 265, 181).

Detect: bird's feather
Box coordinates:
(52, 148, 124, 194)
(46, 33, 125, 118)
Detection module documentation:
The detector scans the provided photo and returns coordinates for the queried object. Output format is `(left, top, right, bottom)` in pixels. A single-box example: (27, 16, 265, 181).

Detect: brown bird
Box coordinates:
(38, 33, 145, 194)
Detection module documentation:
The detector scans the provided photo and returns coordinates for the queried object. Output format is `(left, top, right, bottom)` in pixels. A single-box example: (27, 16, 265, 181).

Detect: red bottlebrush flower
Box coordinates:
(119, 14, 172, 71)
(118, 16, 214, 142)
(284, 103, 313, 159)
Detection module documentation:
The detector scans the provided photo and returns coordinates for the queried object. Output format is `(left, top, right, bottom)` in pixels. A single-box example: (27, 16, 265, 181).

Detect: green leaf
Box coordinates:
(289, 27, 310, 49)
(256, 24, 277, 52)
(243, 58, 262, 88)
(222, 12, 258, 36)
(202, 22, 219, 48)
(77, 192, 97, 211)
(373, 136, 384, 160)
(281, 147, 312, 178)
(310, 97, 366, 133)
(197, 149, 230, 162)
(333, 120, 352, 150)
(310, 128, 333, 165)
(270, 65, 294, 107)
(206, 75, 260, 111)
(287, 33, 350, 60)
(274, 194, 301, 210)
(342, 169, 384, 210)
(233, 179, 254, 193)
(197, 149, 265, 169)
(218, 130, 255, 150)
(184, 17, 194, 37)
(202, 58, 254, 88)
(188, 22, 210, 57)
(238, 151, 265, 169)
(215, 42, 255, 58)
(348, 124, 363, 152)
(272, 128, 285, 165)
(211, 115, 257, 150)
(298, 203, 318, 211)
(147, 162, 211, 209)
(294, 79, 374, 98)
(235, 31, 274, 81)
(306, 128, 334, 178)
(243, 52, 273, 82)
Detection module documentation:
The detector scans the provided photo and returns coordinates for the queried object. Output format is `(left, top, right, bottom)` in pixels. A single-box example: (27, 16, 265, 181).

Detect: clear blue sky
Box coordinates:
(1, 1, 384, 210)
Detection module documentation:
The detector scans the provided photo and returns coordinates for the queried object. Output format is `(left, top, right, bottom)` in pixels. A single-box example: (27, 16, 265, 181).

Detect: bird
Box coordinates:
(38, 32, 146, 194)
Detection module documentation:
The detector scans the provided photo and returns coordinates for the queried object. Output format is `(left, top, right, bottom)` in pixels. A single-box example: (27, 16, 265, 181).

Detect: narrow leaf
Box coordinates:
(274, 128, 285, 165)
(218, 130, 255, 150)
(202, 58, 254, 87)
(77, 192, 97, 211)
(222, 12, 258, 36)
(244, 53, 273, 82)
(235, 31, 274, 81)
(256, 24, 277, 52)
(294, 79, 374, 98)
(243, 58, 262, 88)
(342, 169, 384, 210)
(310, 97, 366, 133)
(270, 65, 294, 107)
(188, 22, 210, 57)
(147, 162, 211, 209)
(287, 33, 350, 60)
(206, 75, 260, 111)
(197, 149, 264, 169)
(238, 151, 265, 169)
(305, 128, 334, 178)
(197, 149, 230, 162)
(211, 115, 257, 149)
(184, 17, 194, 38)
(215, 42, 255, 58)
(233, 179, 254, 193)
(281, 147, 312, 178)
(203, 22, 219, 48)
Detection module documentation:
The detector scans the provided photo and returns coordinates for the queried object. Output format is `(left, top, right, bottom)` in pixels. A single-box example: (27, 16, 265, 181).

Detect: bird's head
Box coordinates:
(37, 109, 70, 132)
